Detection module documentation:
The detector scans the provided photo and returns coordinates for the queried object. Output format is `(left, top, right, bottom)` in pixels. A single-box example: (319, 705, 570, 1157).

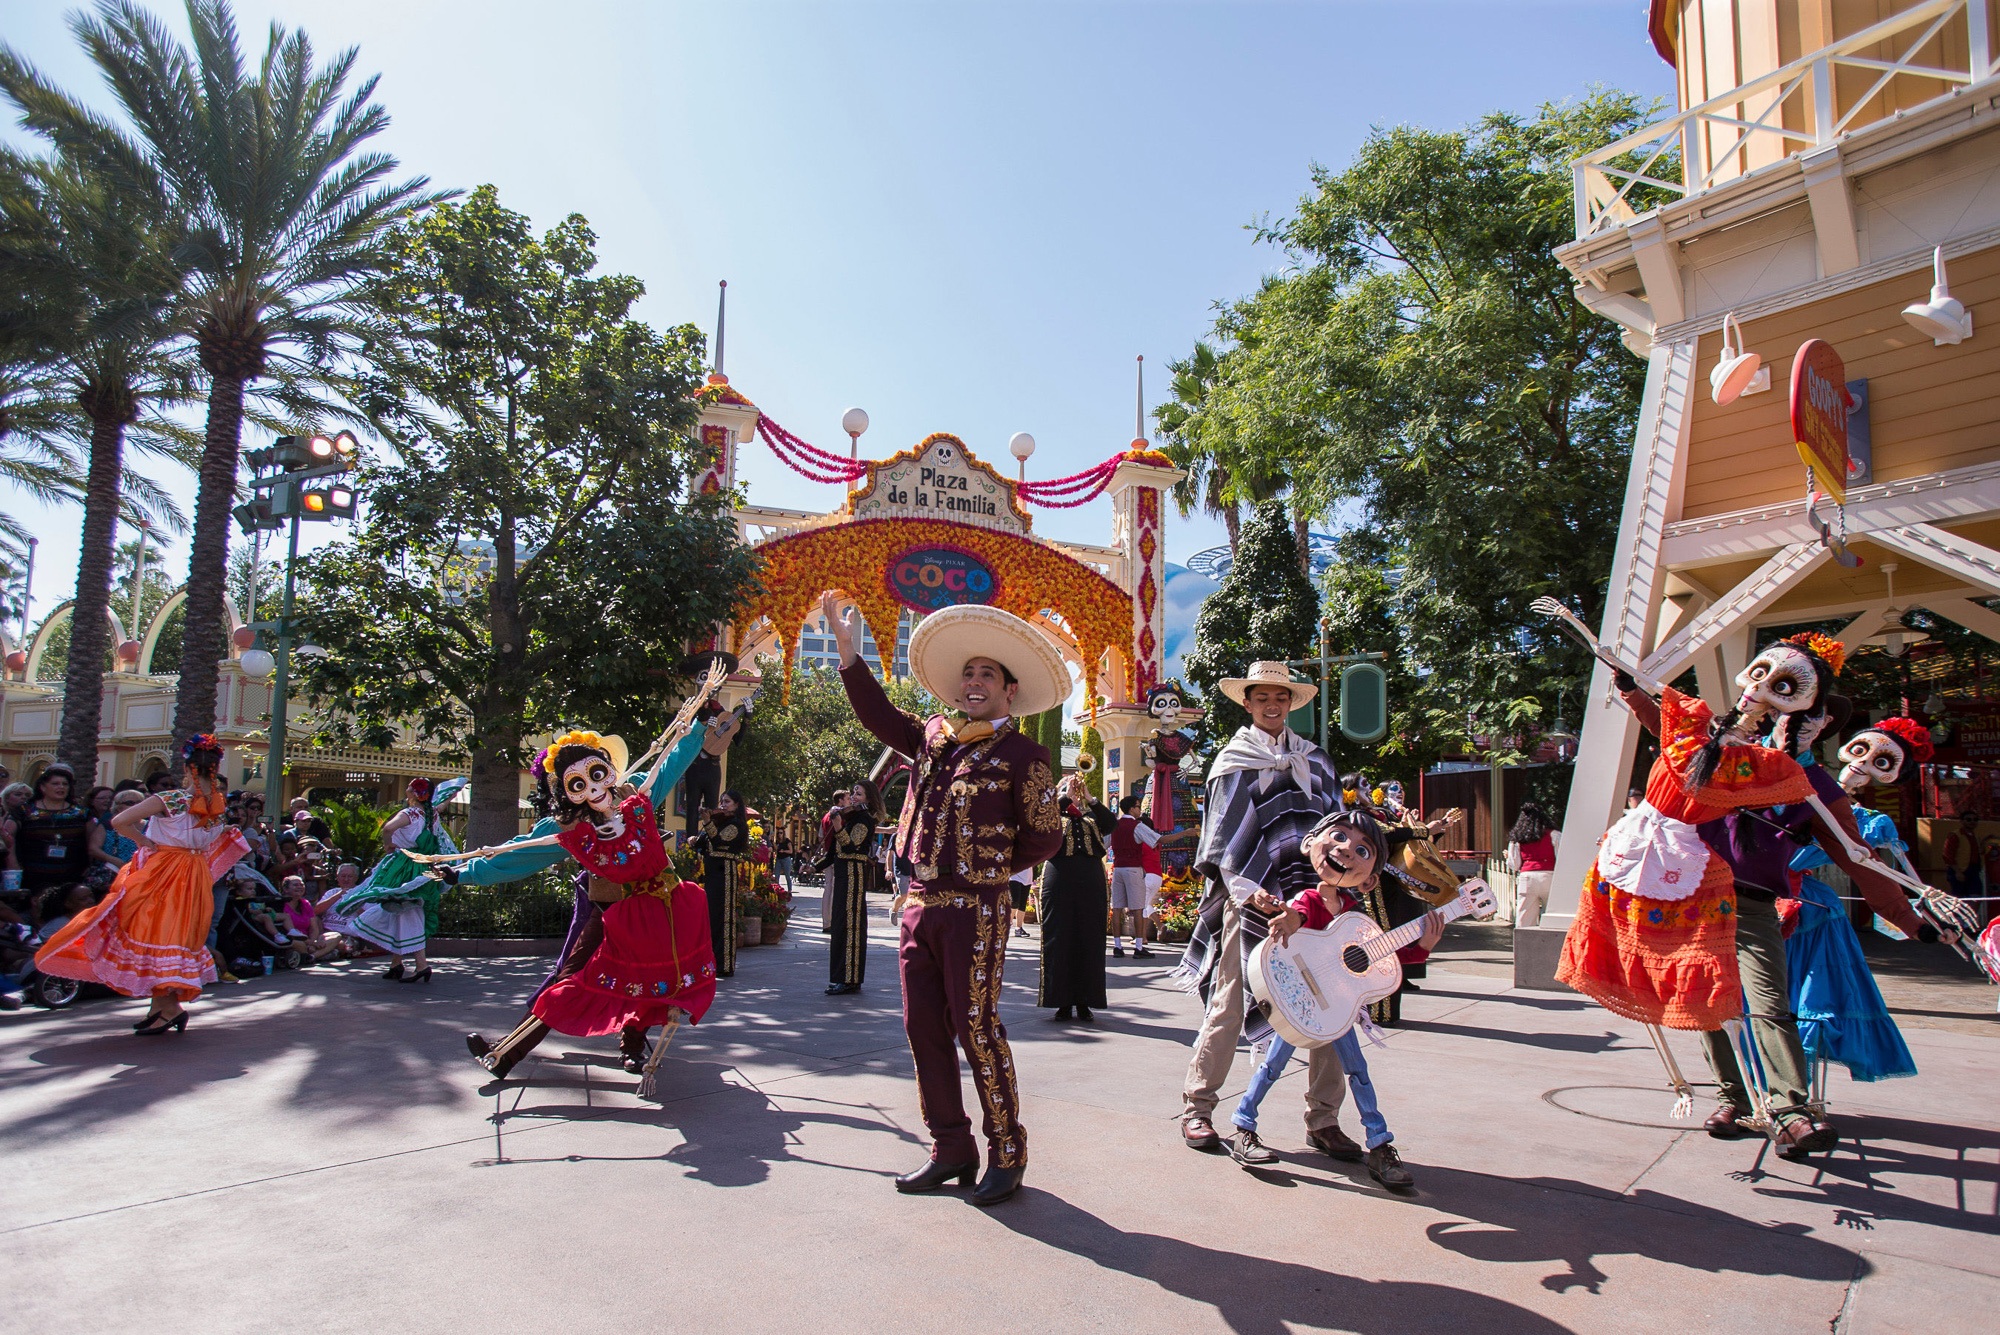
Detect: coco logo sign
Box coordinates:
(888, 547, 999, 612)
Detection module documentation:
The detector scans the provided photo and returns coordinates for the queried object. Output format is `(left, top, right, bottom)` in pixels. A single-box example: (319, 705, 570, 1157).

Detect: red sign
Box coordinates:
(1790, 338, 1852, 504)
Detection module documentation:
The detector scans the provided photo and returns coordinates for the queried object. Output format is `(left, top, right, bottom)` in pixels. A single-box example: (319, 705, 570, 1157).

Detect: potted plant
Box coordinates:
(1150, 870, 1200, 944)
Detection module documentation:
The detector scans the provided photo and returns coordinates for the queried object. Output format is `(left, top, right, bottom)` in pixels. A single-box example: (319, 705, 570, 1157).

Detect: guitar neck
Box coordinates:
(1369, 894, 1470, 960)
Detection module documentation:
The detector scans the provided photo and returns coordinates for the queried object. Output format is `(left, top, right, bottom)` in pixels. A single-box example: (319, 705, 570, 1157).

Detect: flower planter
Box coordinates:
(740, 917, 763, 948)
(760, 919, 788, 945)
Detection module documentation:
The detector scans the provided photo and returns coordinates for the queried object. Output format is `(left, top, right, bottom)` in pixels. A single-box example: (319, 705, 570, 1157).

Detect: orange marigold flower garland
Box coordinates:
(737, 518, 1135, 705)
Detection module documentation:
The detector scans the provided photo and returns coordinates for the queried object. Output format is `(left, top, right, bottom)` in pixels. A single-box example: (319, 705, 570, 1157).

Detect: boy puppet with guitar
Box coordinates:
(1240, 810, 1425, 1190)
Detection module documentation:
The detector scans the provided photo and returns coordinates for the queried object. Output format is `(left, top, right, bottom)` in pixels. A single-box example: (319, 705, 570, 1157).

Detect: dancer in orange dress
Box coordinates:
(1555, 687, 1814, 1030)
(35, 734, 249, 1035)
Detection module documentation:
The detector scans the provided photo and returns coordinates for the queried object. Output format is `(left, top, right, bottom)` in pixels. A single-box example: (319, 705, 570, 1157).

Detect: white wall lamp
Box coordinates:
(1902, 247, 1974, 346)
(1709, 312, 1767, 404)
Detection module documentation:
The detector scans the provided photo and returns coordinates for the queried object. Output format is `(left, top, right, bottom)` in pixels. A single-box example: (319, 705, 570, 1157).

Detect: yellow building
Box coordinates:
(1529, 0, 2000, 982)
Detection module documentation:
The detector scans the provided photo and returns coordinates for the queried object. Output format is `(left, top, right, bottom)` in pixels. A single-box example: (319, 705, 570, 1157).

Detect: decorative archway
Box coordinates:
(739, 517, 1134, 699)
(23, 601, 126, 683)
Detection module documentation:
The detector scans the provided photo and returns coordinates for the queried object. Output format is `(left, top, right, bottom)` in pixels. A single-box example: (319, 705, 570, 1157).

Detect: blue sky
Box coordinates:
(4, 0, 1674, 632)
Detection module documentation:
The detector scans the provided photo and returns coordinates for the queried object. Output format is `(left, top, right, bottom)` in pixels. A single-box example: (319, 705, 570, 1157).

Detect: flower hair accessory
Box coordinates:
(1783, 631, 1848, 676)
(530, 747, 552, 778)
(1875, 716, 1935, 764)
(407, 777, 435, 801)
(549, 729, 607, 754)
(182, 732, 222, 759)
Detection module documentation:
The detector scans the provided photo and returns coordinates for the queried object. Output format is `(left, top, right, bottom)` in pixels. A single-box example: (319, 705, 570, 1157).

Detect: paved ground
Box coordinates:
(4, 888, 1995, 1335)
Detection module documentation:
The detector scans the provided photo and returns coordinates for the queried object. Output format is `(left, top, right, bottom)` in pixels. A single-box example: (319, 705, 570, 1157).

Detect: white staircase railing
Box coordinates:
(1576, 0, 1996, 238)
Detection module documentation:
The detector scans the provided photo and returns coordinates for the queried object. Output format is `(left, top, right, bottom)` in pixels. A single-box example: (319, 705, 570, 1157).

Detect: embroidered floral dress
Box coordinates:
(1557, 688, 1814, 1030)
(530, 791, 717, 1036)
(37, 784, 248, 1001)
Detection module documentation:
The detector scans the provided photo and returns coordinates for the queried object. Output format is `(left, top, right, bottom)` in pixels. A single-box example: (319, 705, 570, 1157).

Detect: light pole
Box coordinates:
(18, 534, 36, 645)
(235, 431, 361, 813)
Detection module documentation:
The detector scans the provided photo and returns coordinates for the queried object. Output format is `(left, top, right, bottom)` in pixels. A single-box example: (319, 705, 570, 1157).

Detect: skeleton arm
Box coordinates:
(625, 660, 730, 783)
(1802, 795, 1955, 940)
(1529, 597, 1664, 693)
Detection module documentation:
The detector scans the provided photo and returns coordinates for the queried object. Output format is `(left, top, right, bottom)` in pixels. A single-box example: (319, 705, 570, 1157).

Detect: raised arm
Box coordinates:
(825, 592, 927, 757)
(635, 727, 711, 810)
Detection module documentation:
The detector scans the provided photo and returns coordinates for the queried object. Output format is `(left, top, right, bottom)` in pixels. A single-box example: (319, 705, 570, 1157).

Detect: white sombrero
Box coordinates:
(1218, 660, 1317, 709)
(908, 605, 1069, 718)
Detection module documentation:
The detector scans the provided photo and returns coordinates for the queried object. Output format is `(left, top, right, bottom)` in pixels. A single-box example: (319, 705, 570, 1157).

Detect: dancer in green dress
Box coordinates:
(326, 777, 467, 983)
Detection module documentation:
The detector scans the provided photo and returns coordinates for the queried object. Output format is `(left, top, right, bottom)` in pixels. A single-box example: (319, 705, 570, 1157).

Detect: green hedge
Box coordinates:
(437, 867, 577, 937)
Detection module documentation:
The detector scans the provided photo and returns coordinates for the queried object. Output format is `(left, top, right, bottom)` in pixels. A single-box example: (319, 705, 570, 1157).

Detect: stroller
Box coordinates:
(215, 867, 303, 977)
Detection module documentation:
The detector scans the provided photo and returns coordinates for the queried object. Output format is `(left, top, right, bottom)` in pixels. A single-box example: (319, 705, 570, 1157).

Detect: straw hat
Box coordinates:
(908, 605, 1069, 718)
(1218, 660, 1317, 709)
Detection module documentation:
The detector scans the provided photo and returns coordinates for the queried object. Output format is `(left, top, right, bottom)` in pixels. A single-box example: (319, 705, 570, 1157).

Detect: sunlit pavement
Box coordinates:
(4, 893, 1994, 1334)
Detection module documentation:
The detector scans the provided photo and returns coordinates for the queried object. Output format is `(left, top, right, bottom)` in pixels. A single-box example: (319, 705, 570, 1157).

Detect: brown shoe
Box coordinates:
(1307, 1124, 1364, 1162)
(1366, 1143, 1414, 1192)
(1704, 1104, 1750, 1139)
(1773, 1117, 1830, 1161)
(1182, 1116, 1222, 1152)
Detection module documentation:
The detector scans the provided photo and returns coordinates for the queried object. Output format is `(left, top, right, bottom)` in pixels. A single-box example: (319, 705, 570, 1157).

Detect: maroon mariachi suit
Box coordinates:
(840, 661, 1062, 1171)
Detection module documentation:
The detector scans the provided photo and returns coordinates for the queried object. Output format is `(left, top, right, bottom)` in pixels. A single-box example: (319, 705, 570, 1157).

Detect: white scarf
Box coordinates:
(1206, 725, 1312, 795)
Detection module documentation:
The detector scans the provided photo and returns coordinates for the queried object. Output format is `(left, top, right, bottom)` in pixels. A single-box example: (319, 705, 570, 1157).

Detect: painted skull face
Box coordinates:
(1146, 685, 1183, 722)
(1838, 731, 1908, 792)
(1734, 644, 1819, 722)
(561, 752, 618, 814)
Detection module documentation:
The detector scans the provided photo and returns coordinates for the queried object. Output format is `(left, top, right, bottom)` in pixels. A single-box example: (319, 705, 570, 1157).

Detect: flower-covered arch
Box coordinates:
(739, 518, 1134, 700)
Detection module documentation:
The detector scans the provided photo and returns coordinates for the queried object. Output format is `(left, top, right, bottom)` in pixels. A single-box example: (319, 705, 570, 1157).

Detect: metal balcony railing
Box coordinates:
(1575, 0, 1997, 238)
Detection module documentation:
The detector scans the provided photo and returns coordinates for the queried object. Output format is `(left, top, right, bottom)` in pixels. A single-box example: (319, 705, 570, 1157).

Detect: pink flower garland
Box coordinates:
(751, 413, 1141, 507)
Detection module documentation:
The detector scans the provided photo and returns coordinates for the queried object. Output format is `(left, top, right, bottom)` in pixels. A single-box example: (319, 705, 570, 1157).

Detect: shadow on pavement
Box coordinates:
(1748, 1112, 2000, 1235)
(1413, 1165, 1868, 1295)
(486, 1054, 923, 1189)
(1392, 1017, 1639, 1055)
(992, 1191, 1581, 1335)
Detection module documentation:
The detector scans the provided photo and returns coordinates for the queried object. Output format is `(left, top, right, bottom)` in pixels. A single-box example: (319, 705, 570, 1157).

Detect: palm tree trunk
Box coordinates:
(172, 373, 245, 776)
(56, 402, 128, 779)
(1223, 504, 1241, 553)
(1293, 506, 1312, 578)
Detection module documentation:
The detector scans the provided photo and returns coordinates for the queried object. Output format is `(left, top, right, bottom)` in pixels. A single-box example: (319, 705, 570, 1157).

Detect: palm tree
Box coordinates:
(1, 1, 444, 768)
(0, 143, 192, 777)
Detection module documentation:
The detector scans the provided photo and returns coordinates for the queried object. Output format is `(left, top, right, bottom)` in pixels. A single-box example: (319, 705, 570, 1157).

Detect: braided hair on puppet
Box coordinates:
(1685, 632, 1847, 793)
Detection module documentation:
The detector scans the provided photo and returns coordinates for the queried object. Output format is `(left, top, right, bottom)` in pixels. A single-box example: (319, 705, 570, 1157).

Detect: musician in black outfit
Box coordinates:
(1038, 773, 1114, 1022)
(824, 779, 885, 994)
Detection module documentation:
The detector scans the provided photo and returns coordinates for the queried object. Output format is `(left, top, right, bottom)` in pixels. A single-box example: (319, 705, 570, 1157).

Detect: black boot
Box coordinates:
(895, 1157, 978, 1193)
(972, 1162, 1026, 1206)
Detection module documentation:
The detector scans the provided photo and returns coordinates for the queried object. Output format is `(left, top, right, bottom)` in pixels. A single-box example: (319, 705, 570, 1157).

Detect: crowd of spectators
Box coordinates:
(0, 765, 374, 1010)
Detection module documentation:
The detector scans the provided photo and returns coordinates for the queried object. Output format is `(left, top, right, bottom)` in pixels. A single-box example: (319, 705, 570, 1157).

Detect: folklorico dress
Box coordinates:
(453, 730, 713, 1078)
(826, 807, 875, 988)
(531, 794, 716, 1038)
(1784, 797, 1918, 1082)
(36, 785, 248, 1001)
(327, 805, 457, 955)
(1556, 687, 1815, 1030)
(1037, 799, 1114, 1011)
(697, 809, 749, 978)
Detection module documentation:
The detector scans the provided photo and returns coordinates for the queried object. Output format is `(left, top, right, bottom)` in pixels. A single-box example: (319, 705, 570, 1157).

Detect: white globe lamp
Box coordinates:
(239, 647, 275, 679)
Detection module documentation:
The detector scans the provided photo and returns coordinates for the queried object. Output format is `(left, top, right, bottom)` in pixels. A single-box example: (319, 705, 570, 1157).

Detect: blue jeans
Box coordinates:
(1232, 1031, 1392, 1149)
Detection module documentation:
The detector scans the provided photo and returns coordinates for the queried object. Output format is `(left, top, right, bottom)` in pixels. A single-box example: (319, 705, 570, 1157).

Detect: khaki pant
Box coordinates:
(1701, 893, 1811, 1125)
(1182, 895, 1347, 1130)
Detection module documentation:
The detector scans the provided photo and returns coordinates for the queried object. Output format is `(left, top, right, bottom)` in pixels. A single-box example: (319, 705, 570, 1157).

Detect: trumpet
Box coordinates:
(1076, 752, 1098, 774)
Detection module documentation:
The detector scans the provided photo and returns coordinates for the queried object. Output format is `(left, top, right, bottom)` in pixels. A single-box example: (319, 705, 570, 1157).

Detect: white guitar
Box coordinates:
(1249, 879, 1498, 1047)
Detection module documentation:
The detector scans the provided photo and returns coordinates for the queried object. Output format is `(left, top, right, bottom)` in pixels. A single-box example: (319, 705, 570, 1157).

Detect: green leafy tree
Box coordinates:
(726, 665, 937, 819)
(1182, 499, 1320, 742)
(2, 1, 445, 772)
(295, 187, 755, 846)
(1169, 92, 1663, 771)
